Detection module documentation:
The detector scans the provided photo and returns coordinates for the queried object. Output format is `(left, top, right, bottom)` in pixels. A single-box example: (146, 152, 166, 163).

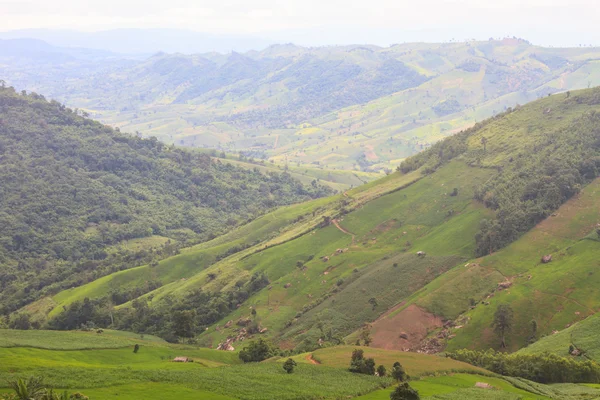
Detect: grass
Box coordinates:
(0, 331, 395, 400)
(518, 311, 600, 361)
(293, 346, 486, 377)
(355, 374, 551, 399)
(3, 330, 600, 399)
(0, 329, 165, 350)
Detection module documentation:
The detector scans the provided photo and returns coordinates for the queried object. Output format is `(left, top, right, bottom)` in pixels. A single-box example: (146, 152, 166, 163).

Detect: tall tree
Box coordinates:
(492, 304, 514, 348)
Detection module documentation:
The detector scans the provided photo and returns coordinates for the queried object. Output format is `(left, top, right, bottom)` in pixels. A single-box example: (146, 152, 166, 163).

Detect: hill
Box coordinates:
(364, 89, 600, 352)
(3, 330, 598, 399)
(0, 86, 333, 315)
(33, 87, 600, 357)
(3, 38, 600, 171)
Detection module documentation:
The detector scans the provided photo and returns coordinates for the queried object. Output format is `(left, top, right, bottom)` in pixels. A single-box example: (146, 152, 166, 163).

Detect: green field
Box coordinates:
(3, 330, 595, 399)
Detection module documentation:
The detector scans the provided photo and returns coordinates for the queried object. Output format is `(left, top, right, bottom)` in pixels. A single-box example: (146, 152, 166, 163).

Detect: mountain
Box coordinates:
(0, 29, 275, 54)
(3, 38, 600, 172)
(0, 86, 333, 314)
(32, 87, 600, 358)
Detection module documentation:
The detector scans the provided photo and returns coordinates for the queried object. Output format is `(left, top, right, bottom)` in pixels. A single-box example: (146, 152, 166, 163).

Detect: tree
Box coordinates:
(349, 349, 376, 375)
(368, 297, 378, 310)
(239, 338, 275, 363)
(390, 382, 420, 400)
(391, 361, 407, 381)
(172, 310, 196, 342)
(8, 313, 32, 330)
(349, 349, 365, 372)
(133, 344, 140, 353)
(377, 364, 387, 377)
(283, 358, 297, 373)
(492, 304, 514, 348)
(364, 357, 376, 375)
(481, 136, 488, 152)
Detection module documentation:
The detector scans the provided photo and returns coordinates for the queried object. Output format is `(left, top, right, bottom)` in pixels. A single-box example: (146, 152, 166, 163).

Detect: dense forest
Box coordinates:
(0, 86, 332, 314)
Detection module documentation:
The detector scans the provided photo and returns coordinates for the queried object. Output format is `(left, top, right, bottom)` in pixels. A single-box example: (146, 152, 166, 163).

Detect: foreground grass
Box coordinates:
(0, 361, 391, 400)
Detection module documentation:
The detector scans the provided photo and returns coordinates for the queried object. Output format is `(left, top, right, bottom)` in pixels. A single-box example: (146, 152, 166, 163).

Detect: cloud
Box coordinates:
(0, 0, 598, 46)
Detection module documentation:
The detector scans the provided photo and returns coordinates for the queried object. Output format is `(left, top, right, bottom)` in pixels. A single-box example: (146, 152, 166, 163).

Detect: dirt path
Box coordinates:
(332, 219, 355, 244)
(273, 134, 279, 149)
(305, 353, 320, 365)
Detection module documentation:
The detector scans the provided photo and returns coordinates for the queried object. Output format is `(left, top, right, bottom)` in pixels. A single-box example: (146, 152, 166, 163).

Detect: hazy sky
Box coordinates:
(1, 0, 599, 46)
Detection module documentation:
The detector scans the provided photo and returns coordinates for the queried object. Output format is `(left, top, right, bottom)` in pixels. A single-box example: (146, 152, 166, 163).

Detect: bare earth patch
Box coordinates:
(370, 304, 444, 351)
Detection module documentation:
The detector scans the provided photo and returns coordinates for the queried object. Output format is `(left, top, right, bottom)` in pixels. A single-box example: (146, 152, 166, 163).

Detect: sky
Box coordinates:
(1, 0, 599, 47)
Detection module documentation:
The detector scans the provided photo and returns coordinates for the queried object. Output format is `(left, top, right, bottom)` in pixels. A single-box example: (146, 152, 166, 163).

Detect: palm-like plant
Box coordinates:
(8, 377, 45, 400)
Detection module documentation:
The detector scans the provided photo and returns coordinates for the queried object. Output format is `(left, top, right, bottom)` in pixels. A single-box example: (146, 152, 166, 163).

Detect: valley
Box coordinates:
(4, 38, 600, 172)
(3, 29, 600, 400)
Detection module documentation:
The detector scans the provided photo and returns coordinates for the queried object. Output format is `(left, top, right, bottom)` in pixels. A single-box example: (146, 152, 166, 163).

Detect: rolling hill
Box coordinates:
(0, 86, 334, 315)
(3, 38, 600, 171)
(30, 86, 600, 359)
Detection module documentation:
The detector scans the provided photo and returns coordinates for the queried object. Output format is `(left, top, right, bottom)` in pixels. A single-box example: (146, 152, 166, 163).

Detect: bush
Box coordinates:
(390, 382, 420, 400)
(239, 339, 277, 363)
(282, 358, 297, 374)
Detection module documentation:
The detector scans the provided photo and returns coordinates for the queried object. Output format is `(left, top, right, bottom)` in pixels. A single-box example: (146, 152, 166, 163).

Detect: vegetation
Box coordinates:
(492, 305, 513, 348)
(0, 377, 88, 400)
(349, 349, 376, 375)
(5, 39, 600, 171)
(0, 86, 331, 314)
(239, 339, 277, 363)
(389, 383, 419, 400)
(446, 349, 600, 383)
(283, 358, 297, 374)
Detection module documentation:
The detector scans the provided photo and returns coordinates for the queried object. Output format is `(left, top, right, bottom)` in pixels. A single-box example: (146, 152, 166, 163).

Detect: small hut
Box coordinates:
(173, 357, 190, 363)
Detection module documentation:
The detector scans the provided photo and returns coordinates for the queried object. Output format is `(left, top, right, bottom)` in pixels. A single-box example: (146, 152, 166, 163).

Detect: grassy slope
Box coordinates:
(518, 311, 600, 361)
(46, 170, 420, 315)
(416, 178, 600, 352)
(349, 88, 600, 351)
(195, 160, 493, 348)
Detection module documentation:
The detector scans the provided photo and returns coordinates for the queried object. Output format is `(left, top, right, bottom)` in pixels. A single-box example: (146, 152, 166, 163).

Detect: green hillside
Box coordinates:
(5, 39, 600, 172)
(0, 86, 333, 316)
(32, 87, 600, 359)
(518, 312, 600, 362)
(369, 90, 600, 352)
(3, 330, 597, 400)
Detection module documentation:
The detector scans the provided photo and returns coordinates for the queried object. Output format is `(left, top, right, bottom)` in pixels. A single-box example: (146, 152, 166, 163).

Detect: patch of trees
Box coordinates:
(474, 109, 600, 255)
(239, 338, 277, 362)
(0, 87, 332, 314)
(446, 349, 600, 383)
(47, 272, 270, 342)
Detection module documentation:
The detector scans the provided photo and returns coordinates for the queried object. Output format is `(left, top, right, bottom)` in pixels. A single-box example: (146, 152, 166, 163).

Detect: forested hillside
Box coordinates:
(0, 86, 332, 314)
(4, 38, 600, 171)
(32, 87, 600, 356)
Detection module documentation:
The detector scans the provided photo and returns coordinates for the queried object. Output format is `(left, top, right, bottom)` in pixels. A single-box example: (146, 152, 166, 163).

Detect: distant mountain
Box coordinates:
(3, 38, 600, 172)
(0, 86, 332, 313)
(0, 29, 275, 54)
